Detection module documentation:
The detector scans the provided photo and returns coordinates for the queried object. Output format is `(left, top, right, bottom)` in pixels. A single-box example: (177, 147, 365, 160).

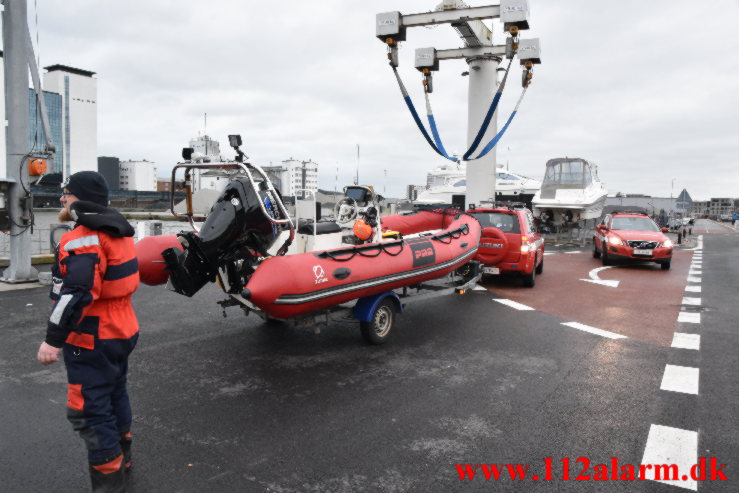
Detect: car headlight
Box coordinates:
(608, 235, 623, 246)
(662, 239, 673, 248)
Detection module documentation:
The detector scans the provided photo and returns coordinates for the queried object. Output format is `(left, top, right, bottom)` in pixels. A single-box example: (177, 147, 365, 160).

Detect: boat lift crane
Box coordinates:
(376, 0, 541, 209)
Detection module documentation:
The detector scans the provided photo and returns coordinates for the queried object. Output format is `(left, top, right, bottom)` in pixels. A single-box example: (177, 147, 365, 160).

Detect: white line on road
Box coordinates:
(687, 276, 701, 283)
(493, 298, 534, 311)
(688, 270, 702, 276)
(681, 297, 702, 306)
(564, 251, 582, 254)
(561, 322, 627, 339)
(684, 285, 701, 293)
(641, 424, 698, 490)
(580, 266, 620, 288)
(671, 333, 700, 350)
(660, 365, 699, 395)
(472, 284, 488, 291)
(678, 312, 701, 324)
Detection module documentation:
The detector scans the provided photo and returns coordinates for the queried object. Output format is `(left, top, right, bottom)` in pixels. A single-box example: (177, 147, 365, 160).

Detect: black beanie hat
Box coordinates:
(65, 171, 110, 206)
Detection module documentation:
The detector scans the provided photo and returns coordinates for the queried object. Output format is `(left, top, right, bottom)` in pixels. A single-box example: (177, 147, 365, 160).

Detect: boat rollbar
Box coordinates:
(169, 160, 295, 236)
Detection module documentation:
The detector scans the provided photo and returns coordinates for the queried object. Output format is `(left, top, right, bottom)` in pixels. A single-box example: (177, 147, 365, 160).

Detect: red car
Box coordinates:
(592, 212, 673, 269)
(467, 205, 545, 287)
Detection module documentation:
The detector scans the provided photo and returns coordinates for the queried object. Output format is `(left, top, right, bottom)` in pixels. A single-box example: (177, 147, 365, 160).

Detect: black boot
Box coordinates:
(120, 432, 133, 472)
(89, 454, 126, 493)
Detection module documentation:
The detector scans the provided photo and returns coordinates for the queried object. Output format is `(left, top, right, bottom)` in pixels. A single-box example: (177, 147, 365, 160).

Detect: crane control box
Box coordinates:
(500, 0, 530, 31)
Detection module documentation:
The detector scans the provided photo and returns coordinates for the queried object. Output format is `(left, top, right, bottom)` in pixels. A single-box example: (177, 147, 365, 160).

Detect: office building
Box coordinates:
(42, 64, 98, 179)
(119, 160, 157, 192)
(263, 159, 318, 197)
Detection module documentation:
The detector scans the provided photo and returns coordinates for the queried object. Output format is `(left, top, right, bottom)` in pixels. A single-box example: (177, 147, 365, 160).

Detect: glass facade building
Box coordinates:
(28, 88, 64, 173)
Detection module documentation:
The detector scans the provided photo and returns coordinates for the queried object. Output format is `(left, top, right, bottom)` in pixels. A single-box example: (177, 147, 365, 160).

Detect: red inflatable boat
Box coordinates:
(381, 207, 460, 236)
(244, 214, 480, 319)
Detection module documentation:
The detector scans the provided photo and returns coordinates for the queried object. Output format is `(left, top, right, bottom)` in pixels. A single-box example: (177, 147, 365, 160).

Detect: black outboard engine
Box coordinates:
(162, 178, 287, 297)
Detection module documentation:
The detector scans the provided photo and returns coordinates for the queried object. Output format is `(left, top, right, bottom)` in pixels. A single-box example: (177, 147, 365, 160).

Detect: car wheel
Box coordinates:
(601, 248, 610, 266)
(522, 266, 536, 288)
(535, 255, 543, 275)
(360, 299, 395, 345)
(592, 241, 601, 258)
(660, 261, 671, 270)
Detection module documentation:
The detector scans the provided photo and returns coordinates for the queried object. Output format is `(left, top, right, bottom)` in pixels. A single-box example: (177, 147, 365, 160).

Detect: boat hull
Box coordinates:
(246, 214, 481, 319)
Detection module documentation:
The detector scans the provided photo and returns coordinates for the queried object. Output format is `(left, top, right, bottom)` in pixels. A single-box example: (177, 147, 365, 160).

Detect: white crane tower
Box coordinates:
(376, 0, 541, 208)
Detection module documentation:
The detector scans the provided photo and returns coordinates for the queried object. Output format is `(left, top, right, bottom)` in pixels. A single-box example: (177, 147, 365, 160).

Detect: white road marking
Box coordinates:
(561, 322, 627, 340)
(671, 333, 700, 350)
(681, 297, 701, 306)
(688, 271, 702, 277)
(678, 312, 701, 324)
(565, 251, 581, 254)
(686, 276, 701, 283)
(684, 285, 701, 293)
(641, 424, 698, 490)
(660, 365, 699, 395)
(580, 266, 620, 288)
(543, 252, 556, 256)
(493, 298, 534, 311)
(472, 284, 488, 292)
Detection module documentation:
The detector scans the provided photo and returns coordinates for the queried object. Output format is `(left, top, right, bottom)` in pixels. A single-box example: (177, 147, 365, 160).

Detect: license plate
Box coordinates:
(633, 249, 653, 256)
(483, 267, 500, 274)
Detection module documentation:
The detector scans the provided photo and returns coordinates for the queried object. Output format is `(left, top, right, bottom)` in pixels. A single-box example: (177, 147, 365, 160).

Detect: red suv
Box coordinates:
(467, 205, 545, 287)
(593, 212, 673, 269)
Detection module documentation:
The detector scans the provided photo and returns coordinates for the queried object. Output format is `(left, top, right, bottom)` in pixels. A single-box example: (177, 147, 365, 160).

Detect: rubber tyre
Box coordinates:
(535, 255, 543, 275)
(360, 299, 395, 345)
(592, 241, 601, 258)
(660, 261, 671, 270)
(522, 266, 536, 288)
(601, 248, 610, 266)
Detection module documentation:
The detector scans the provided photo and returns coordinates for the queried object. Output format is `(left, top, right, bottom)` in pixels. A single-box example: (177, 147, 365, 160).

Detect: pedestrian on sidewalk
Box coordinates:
(36, 171, 139, 493)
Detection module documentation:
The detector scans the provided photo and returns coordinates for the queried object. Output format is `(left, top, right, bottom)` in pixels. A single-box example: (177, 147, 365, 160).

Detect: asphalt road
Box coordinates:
(0, 219, 736, 492)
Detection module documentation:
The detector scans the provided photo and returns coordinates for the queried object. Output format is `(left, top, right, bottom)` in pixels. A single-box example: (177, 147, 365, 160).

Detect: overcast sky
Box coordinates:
(23, 0, 739, 200)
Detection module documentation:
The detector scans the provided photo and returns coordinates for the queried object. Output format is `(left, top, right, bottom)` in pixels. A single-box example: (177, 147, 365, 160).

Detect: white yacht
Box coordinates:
(415, 162, 541, 205)
(531, 157, 608, 226)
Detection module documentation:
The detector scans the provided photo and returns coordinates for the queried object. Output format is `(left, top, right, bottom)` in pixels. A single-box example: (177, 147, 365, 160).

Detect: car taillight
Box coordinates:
(520, 236, 531, 253)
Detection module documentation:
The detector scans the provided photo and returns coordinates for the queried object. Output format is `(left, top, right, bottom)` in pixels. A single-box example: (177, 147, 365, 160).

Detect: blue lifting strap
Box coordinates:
(391, 64, 458, 162)
(470, 87, 527, 160)
(462, 57, 514, 160)
(425, 91, 458, 161)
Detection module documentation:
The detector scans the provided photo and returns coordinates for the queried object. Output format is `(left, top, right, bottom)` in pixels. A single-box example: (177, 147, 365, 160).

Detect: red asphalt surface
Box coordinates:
(483, 249, 694, 346)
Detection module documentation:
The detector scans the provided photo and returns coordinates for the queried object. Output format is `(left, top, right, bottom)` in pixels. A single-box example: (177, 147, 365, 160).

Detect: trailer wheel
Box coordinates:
(360, 299, 395, 345)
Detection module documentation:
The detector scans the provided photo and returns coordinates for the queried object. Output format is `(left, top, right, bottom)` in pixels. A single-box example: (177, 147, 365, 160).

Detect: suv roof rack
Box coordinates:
(615, 210, 648, 216)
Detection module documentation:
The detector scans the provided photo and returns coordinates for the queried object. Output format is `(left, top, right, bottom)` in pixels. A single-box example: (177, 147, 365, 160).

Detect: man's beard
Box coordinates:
(58, 207, 73, 222)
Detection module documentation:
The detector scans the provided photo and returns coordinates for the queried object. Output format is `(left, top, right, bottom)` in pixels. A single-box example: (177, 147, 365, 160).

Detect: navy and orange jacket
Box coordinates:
(46, 201, 139, 349)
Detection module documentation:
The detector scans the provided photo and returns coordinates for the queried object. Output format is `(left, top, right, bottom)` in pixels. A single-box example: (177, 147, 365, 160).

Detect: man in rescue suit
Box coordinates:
(37, 171, 139, 493)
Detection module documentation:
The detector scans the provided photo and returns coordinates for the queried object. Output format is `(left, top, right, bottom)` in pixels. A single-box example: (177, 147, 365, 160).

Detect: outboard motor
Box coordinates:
(162, 178, 288, 297)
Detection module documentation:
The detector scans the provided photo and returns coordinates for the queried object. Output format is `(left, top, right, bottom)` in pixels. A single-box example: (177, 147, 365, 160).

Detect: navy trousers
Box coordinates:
(63, 334, 138, 465)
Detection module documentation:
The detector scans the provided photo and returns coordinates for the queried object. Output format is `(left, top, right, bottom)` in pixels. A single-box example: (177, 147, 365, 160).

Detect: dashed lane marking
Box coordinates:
(472, 284, 488, 292)
(678, 312, 701, 324)
(684, 285, 701, 293)
(641, 424, 698, 491)
(671, 333, 700, 351)
(681, 297, 701, 306)
(492, 298, 535, 311)
(687, 276, 701, 283)
(660, 365, 700, 395)
(560, 322, 628, 340)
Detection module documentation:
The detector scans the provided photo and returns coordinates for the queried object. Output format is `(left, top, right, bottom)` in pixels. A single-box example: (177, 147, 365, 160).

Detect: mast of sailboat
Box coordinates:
(355, 144, 360, 185)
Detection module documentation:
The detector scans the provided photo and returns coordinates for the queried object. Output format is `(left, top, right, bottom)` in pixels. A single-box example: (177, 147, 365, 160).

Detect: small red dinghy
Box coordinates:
(381, 208, 460, 236)
(245, 214, 481, 319)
